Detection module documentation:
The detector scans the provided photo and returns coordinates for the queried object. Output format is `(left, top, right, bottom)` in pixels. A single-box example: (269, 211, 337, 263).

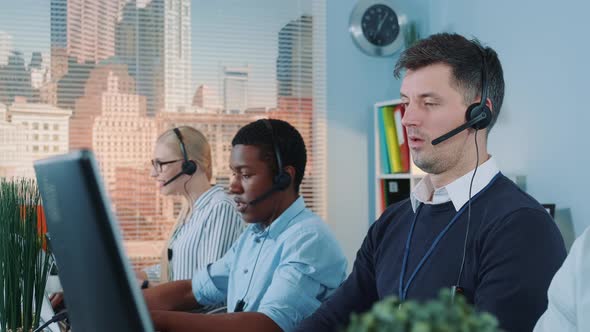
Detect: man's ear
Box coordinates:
(485, 97, 493, 114)
(284, 165, 296, 188)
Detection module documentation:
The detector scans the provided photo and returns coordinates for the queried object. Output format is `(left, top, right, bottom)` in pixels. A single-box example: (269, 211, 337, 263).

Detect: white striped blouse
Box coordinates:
(144, 185, 244, 282)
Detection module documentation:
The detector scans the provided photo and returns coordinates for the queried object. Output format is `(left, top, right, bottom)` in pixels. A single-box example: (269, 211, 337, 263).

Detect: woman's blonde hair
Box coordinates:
(157, 126, 213, 181)
(157, 126, 213, 282)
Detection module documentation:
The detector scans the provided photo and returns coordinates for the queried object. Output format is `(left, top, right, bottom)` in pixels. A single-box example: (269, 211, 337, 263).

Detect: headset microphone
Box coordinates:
(431, 43, 492, 147)
(408, 42, 491, 304)
(233, 120, 295, 312)
(431, 111, 488, 145)
(246, 120, 292, 206)
(163, 128, 197, 186)
(163, 171, 185, 186)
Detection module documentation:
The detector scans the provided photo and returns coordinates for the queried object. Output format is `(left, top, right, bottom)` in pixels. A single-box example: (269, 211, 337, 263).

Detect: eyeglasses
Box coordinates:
(151, 159, 183, 173)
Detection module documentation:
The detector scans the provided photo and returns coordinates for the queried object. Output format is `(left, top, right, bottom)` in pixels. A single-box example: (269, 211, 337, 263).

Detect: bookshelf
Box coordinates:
(373, 99, 425, 217)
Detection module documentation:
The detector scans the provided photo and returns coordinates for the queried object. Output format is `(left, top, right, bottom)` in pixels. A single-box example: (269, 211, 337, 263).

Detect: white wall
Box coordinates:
(427, 0, 590, 247)
(325, 0, 430, 266)
(326, 0, 590, 264)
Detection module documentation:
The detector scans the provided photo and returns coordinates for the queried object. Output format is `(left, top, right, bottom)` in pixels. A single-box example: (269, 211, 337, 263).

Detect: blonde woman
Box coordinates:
(49, 126, 244, 309)
(137, 126, 244, 286)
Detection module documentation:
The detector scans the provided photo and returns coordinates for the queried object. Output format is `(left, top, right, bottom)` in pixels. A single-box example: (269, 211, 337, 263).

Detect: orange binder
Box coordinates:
(394, 105, 410, 172)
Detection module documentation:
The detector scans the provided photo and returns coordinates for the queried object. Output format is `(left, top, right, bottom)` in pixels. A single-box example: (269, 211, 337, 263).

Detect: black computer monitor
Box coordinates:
(34, 150, 154, 332)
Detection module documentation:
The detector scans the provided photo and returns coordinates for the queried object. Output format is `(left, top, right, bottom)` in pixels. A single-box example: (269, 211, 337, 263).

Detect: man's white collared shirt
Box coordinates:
(410, 156, 500, 212)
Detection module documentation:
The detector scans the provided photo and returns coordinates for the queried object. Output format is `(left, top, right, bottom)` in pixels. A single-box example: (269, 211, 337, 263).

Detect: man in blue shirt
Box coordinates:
(144, 119, 347, 332)
(296, 33, 566, 332)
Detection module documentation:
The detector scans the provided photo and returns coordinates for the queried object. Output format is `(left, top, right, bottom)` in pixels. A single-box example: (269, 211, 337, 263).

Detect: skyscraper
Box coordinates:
(29, 52, 50, 90)
(115, 0, 164, 116)
(50, 0, 122, 82)
(276, 15, 313, 99)
(115, 0, 191, 115)
(70, 63, 136, 150)
(192, 84, 213, 108)
(0, 102, 25, 178)
(0, 31, 13, 66)
(274, 15, 323, 215)
(55, 58, 95, 110)
(223, 66, 249, 114)
(91, 70, 158, 242)
(0, 50, 32, 105)
(0, 98, 72, 178)
(162, 0, 192, 113)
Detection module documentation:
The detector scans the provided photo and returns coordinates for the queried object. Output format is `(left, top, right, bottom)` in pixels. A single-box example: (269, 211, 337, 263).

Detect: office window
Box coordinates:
(0, 0, 326, 269)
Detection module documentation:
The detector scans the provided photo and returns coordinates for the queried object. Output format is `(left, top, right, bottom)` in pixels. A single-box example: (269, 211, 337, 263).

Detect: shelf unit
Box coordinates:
(373, 99, 425, 217)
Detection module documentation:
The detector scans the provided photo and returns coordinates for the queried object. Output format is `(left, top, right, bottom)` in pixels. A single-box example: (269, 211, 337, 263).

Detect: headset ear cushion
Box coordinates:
(274, 172, 292, 191)
(466, 103, 493, 130)
(182, 160, 197, 175)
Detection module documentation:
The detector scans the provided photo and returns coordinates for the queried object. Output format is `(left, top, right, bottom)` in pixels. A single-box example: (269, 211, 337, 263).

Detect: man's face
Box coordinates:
(229, 144, 276, 224)
(400, 63, 473, 175)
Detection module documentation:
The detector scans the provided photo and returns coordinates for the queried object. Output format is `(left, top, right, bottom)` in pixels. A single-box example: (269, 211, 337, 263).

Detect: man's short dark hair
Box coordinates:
(232, 118, 307, 193)
(394, 32, 505, 132)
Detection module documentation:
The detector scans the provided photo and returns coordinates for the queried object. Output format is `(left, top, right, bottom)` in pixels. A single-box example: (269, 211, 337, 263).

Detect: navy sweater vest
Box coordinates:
(297, 174, 566, 332)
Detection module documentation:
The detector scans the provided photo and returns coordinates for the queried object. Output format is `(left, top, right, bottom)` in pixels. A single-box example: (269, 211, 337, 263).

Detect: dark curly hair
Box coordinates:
(232, 118, 307, 193)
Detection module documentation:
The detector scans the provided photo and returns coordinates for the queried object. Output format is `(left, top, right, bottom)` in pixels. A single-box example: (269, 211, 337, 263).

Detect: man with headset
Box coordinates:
(143, 119, 347, 332)
(296, 33, 566, 332)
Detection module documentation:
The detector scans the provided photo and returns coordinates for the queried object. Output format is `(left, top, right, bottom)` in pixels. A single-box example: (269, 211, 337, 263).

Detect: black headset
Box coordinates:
(174, 128, 198, 176)
(422, 41, 493, 302)
(263, 119, 291, 191)
(163, 128, 197, 186)
(453, 41, 493, 301)
(234, 119, 292, 312)
(431, 43, 492, 145)
(247, 119, 292, 205)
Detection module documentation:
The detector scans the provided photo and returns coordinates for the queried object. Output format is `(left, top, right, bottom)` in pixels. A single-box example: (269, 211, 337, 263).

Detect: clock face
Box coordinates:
(361, 4, 400, 47)
(349, 0, 406, 56)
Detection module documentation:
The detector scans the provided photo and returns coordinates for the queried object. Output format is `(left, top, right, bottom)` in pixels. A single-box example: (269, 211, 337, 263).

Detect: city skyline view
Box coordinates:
(0, 0, 325, 268)
(0, 0, 314, 109)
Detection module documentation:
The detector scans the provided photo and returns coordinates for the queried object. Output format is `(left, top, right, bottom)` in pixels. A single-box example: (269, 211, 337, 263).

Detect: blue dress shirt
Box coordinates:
(192, 196, 347, 332)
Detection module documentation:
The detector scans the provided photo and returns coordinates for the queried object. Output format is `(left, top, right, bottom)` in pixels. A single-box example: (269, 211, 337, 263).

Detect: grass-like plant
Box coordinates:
(0, 178, 52, 332)
(346, 289, 502, 332)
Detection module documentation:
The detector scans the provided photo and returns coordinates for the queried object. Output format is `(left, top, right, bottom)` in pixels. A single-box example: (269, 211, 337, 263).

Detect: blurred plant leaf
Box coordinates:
(345, 289, 502, 332)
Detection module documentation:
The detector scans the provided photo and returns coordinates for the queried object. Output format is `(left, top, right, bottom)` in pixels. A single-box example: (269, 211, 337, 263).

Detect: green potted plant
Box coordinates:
(0, 178, 53, 332)
(346, 289, 502, 332)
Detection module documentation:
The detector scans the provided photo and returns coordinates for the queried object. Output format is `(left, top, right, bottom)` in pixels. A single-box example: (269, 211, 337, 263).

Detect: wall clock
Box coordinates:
(349, 0, 406, 57)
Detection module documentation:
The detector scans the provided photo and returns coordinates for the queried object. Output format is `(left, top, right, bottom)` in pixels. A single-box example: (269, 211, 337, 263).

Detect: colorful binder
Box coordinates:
(378, 107, 390, 174)
(382, 106, 402, 173)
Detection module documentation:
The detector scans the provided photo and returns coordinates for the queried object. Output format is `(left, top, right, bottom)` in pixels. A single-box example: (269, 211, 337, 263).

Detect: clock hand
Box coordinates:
(375, 11, 389, 36)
